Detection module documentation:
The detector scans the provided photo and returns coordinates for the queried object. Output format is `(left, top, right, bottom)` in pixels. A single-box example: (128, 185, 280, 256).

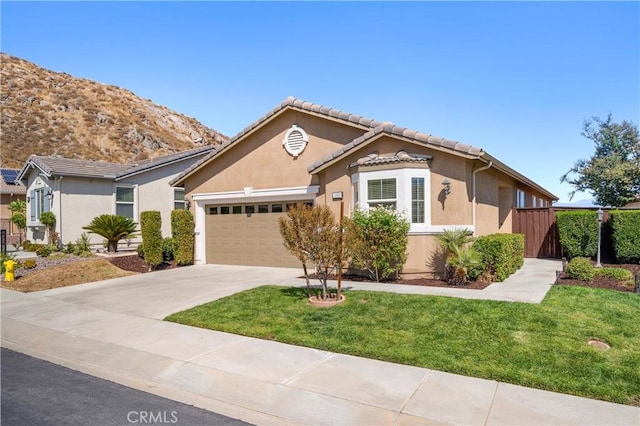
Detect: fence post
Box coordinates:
(635, 273, 640, 294)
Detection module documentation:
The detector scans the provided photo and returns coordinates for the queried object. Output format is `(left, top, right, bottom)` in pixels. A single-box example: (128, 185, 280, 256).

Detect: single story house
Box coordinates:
(171, 97, 558, 276)
(0, 168, 27, 246)
(16, 146, 215, 248)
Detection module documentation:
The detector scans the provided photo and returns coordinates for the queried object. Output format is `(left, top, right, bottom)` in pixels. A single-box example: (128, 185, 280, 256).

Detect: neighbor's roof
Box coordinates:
(0, 168, 26, 195)
(169, 96, 558, 201)
(16, 145, 216, 182)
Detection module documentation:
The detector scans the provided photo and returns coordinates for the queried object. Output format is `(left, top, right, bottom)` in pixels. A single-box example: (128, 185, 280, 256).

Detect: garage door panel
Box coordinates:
(205, 206, 301, 268)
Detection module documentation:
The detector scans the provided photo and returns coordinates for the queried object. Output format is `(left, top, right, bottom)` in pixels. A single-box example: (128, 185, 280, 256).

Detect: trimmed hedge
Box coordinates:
(565, 257, 594, 281)
(471, 233, 524, 282)
(140, 211, 163, 269)
(171, 209, 194, 266)
(556, 210, 598, 259)
(162, 237, 178, 261)
(609, 210, 640, 263)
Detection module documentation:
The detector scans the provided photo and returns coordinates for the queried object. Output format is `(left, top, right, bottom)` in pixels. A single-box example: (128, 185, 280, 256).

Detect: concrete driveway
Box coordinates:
(37, 264, 304, 319)
(3, 261, 638, 425)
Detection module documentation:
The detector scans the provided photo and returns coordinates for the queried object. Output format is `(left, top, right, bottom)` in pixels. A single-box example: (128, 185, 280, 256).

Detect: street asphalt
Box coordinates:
(1, 347, 250, 426)
(2, 259, 639, 425)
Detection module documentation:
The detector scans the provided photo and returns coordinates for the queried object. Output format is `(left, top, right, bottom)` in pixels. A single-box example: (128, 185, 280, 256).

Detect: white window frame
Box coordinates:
(174, 188, 185, 210)
(114, 185, 137, 220)
(353, 168, 431, 233)
(516, 189, 526, 208)
(29, 186, 50, 224)
(532, 195, 537, 208)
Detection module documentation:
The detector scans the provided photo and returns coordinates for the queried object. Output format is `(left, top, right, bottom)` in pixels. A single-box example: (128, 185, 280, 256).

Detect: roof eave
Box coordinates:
(116, 148, 214, 181)
(480, 153, 559, 201)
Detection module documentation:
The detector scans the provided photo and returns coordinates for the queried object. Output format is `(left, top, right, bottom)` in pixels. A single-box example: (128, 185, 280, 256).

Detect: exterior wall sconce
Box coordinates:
(185, 200, 192, 210)
(441, 179, 451, 196)
(26, 196, 30, 202)
(46, 190, 53, 200)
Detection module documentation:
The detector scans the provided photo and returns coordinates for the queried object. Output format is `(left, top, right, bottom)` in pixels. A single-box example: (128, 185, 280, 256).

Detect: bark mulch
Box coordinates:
(556, 263, 639, 293)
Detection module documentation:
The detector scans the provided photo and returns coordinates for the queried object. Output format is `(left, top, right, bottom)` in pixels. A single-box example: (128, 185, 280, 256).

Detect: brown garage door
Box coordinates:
(204, 202, 307, 268)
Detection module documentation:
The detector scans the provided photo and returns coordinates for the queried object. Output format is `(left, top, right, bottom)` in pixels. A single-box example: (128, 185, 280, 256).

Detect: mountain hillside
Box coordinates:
(0, 53, 228, 168)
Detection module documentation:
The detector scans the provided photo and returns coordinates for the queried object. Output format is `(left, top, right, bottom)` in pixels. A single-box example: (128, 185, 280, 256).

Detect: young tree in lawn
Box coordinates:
(279, 203, 345, 301)
(561, 114, 640, 207)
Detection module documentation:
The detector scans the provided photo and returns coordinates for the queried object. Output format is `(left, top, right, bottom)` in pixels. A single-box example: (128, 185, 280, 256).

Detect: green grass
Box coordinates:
(165, 285, 640, 406)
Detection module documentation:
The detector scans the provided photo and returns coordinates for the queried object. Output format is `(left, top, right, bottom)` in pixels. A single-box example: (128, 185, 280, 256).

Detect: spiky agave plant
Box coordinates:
(83, 214, 138, 253)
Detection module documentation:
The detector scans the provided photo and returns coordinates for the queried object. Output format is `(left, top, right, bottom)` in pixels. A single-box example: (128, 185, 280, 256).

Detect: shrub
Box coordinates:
(448, 246, 482, 285)
(83, 214, 137, 253)
(346, 207, 410, 282)
(171, 209, 194, 266)
(137, 243, 145, 259)
(39, 211, 57, 244)
(35, 244, 57, 258)
(556, 210, 598, 259)
(22, 259, 37, 269)
(472, 234, 525, 282)
(565, 257, 594, 281)
(21, 240, 31, 251)
(436, 228, 474, 281)
(74, 232, 92, 255)
(594, 267, 633, 283)
(140, 211, 163, 270)
(162, 237, 177, 261)
(63, 242, 76, 254)
(609, 210, 640, 263)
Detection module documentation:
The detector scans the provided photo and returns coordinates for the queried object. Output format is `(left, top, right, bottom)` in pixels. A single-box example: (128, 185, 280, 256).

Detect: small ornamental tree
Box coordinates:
(9, 199, 26, 244)
(436, 228, 474, 281)
(83, 214, 137, 253)
(171, 209, 195, 266)
(140, 211, 163, 270)
(279, 203, 345, 301)
(39, 211, 56, 245)
(346, 207, 410, 282)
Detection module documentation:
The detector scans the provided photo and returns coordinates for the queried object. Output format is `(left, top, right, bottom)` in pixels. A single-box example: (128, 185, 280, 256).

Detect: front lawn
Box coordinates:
(165, 285, 640, 406)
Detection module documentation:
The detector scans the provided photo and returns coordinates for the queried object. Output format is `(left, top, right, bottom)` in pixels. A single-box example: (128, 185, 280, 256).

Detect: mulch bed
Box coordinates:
(308, 273, 491, 290)
(106, 254, 176, 273)
(556, 263, 639, 293)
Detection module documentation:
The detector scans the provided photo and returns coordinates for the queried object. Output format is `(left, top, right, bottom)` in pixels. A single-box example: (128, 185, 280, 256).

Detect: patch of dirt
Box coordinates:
(556, 263, 639, 293)
(106, 254, 176, 273)
(307, 273, 491, 290)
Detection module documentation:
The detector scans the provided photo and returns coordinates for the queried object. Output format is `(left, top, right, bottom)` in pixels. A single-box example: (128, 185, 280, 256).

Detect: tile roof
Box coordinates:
(17, 145, 216, 182)
(349, 151, 432, 168)
(308, 123, 482, 173)
(171, 96, 388, 185)
(0, 168, 26, 195)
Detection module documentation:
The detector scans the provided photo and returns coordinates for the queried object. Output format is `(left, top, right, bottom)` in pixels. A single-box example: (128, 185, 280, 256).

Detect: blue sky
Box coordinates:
(2, 1, 638, 203)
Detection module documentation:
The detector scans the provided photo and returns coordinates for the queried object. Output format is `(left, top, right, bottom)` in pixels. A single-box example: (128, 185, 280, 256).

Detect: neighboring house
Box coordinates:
(16, 146, 215, 248)
(171, 97, 558, 275)
(623, 196, 640, 209)
(0, 168, 27, 246)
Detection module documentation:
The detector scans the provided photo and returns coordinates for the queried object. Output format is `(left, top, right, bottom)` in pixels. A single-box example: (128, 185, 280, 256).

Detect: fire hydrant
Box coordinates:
(4, 259, 16, 282)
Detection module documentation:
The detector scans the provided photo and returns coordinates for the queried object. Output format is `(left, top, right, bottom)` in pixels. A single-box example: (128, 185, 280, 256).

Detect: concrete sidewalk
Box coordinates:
(2, 262, 638, 425)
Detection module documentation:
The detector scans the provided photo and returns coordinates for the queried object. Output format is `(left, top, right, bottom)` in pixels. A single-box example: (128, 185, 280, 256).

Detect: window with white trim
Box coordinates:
(355, 168, 430, 233)
(115, 186, 135, 219)
(516, 189, 526, 208)
(29, 187, 50, 222)
(411, 177, 425, 224)
(367, 178, 397, 209)
(174, 188, 185, 210)
(532, 195, 537, 208)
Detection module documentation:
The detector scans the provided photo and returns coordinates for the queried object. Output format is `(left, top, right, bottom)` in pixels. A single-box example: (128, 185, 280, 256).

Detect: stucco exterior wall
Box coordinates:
(184, 110, 365, 196)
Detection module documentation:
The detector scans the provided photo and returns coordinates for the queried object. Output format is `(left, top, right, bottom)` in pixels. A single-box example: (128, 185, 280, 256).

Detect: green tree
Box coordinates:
(435, 228, 474, 281)
(140, 211, 163, 270)
(346, 207, 410, 282)
(8, 199, 26, 244)
(39, 211, 56, 245)
(279, 203, 345, 300)
(83, 214, 137, 253)
(561, 114, 640, 207)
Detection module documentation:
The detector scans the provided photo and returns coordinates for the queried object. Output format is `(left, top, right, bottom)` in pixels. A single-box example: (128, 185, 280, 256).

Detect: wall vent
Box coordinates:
(282, 125, 308, 158)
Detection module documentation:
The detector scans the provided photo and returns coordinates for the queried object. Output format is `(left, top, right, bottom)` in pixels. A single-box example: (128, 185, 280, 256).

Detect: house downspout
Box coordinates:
(57, 176, 63, 246)
(472, 161, 492, 236)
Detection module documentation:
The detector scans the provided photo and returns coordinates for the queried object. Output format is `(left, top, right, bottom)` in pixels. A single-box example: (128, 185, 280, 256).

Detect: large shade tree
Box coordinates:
(561, 114, 640, 207)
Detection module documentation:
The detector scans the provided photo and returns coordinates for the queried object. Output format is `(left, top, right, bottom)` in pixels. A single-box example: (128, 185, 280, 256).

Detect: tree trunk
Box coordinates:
(108, 240, 118, 253)
(302, 263, 311, 297)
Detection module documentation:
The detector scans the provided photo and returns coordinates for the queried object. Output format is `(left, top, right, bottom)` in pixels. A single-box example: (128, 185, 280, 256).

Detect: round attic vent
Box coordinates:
(282, 125, 308, 158)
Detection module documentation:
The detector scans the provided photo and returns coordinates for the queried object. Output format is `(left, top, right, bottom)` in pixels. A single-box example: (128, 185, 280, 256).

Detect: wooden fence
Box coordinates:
(512, 207, 561, 258)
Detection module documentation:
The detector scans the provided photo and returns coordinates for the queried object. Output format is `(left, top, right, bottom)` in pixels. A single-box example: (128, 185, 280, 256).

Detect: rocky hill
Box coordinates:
(0, 53, 228, 168)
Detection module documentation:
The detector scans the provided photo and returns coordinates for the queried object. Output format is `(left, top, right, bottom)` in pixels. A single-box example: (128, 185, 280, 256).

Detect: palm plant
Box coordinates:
(448, 245, 482, 285)
(83, 214, 138, 253)
(436, 228, 473, 280)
